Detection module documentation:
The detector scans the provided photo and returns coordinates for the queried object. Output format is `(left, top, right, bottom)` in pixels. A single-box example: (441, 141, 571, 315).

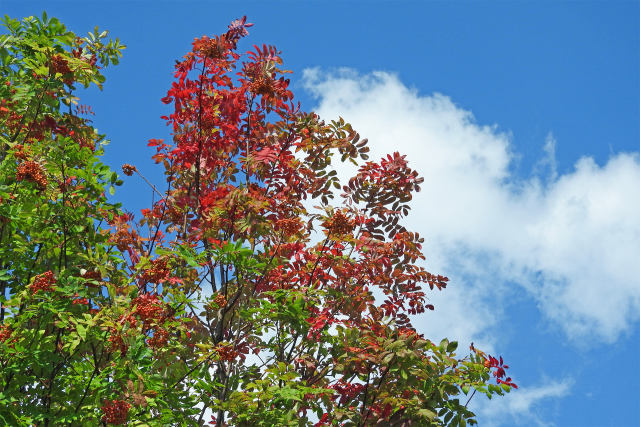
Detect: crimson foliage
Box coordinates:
(0, 13, 515, 426)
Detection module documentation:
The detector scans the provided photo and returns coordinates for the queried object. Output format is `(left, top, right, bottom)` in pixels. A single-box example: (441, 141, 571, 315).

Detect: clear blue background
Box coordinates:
(2, 1, 639, 425)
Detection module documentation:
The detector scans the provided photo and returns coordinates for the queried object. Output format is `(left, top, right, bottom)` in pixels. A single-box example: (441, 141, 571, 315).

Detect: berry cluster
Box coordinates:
(12, 144, 28, 160)
(215, 343, 239, 362)
(110, 226, 138, 252)
(121, 164, 137, 176)
(107, 213, 139, 253)
(49, 54, 74, 84)
(118, 313, 138, 328)
(81, 270, 102, 288)
(213, 293, 227, 308)
(81, 270, 101, 280)
(247, 67, 276, 97)
(147, 328, 169, 349)
(324, 210, 354, 236)
(275, 218, 302, 238)
(29, 271, 55, 294)
(139, 258, 170, 284)
(244, 59, 290, 100)
(109, 332, 126, 356)
(16, 161, 48, 189)
(101, 399, 130, 425)
(132, 293, 165, 326)
(71, 293, 89, 305)
(0, 325, 11, 343)
(193, 35, 230, 61)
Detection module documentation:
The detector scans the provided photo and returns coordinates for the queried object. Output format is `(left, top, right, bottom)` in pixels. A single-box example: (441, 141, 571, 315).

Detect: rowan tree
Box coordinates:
(0, 13, 515, 426)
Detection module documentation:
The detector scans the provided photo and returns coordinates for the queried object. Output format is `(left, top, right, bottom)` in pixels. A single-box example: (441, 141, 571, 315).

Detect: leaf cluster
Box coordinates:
(0, 13, 515, 426)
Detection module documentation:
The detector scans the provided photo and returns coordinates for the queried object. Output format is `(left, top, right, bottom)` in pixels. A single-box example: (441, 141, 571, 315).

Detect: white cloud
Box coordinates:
(534, 133, 558, 182)
(302, 68, 640, 344)
(474, 379, 572, 426)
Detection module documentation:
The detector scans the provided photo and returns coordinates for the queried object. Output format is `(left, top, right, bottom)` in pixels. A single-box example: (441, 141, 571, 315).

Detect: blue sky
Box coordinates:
(3, 2, 639, 425)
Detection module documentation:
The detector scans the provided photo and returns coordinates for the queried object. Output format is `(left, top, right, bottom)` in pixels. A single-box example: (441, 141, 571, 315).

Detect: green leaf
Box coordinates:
(277, 387, 301, 401)
(69, 338, 80, 353)
(444, 410, 454, 424)
(76, 324, 86, 340)
(417, 408, 437, 420)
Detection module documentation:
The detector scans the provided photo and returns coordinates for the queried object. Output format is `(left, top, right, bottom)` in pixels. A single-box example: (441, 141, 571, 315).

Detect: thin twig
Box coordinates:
(464, 389, 477, 408)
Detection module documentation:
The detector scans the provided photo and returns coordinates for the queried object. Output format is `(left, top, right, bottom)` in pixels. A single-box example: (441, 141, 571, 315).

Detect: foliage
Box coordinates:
(0, 13, 516, 426)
